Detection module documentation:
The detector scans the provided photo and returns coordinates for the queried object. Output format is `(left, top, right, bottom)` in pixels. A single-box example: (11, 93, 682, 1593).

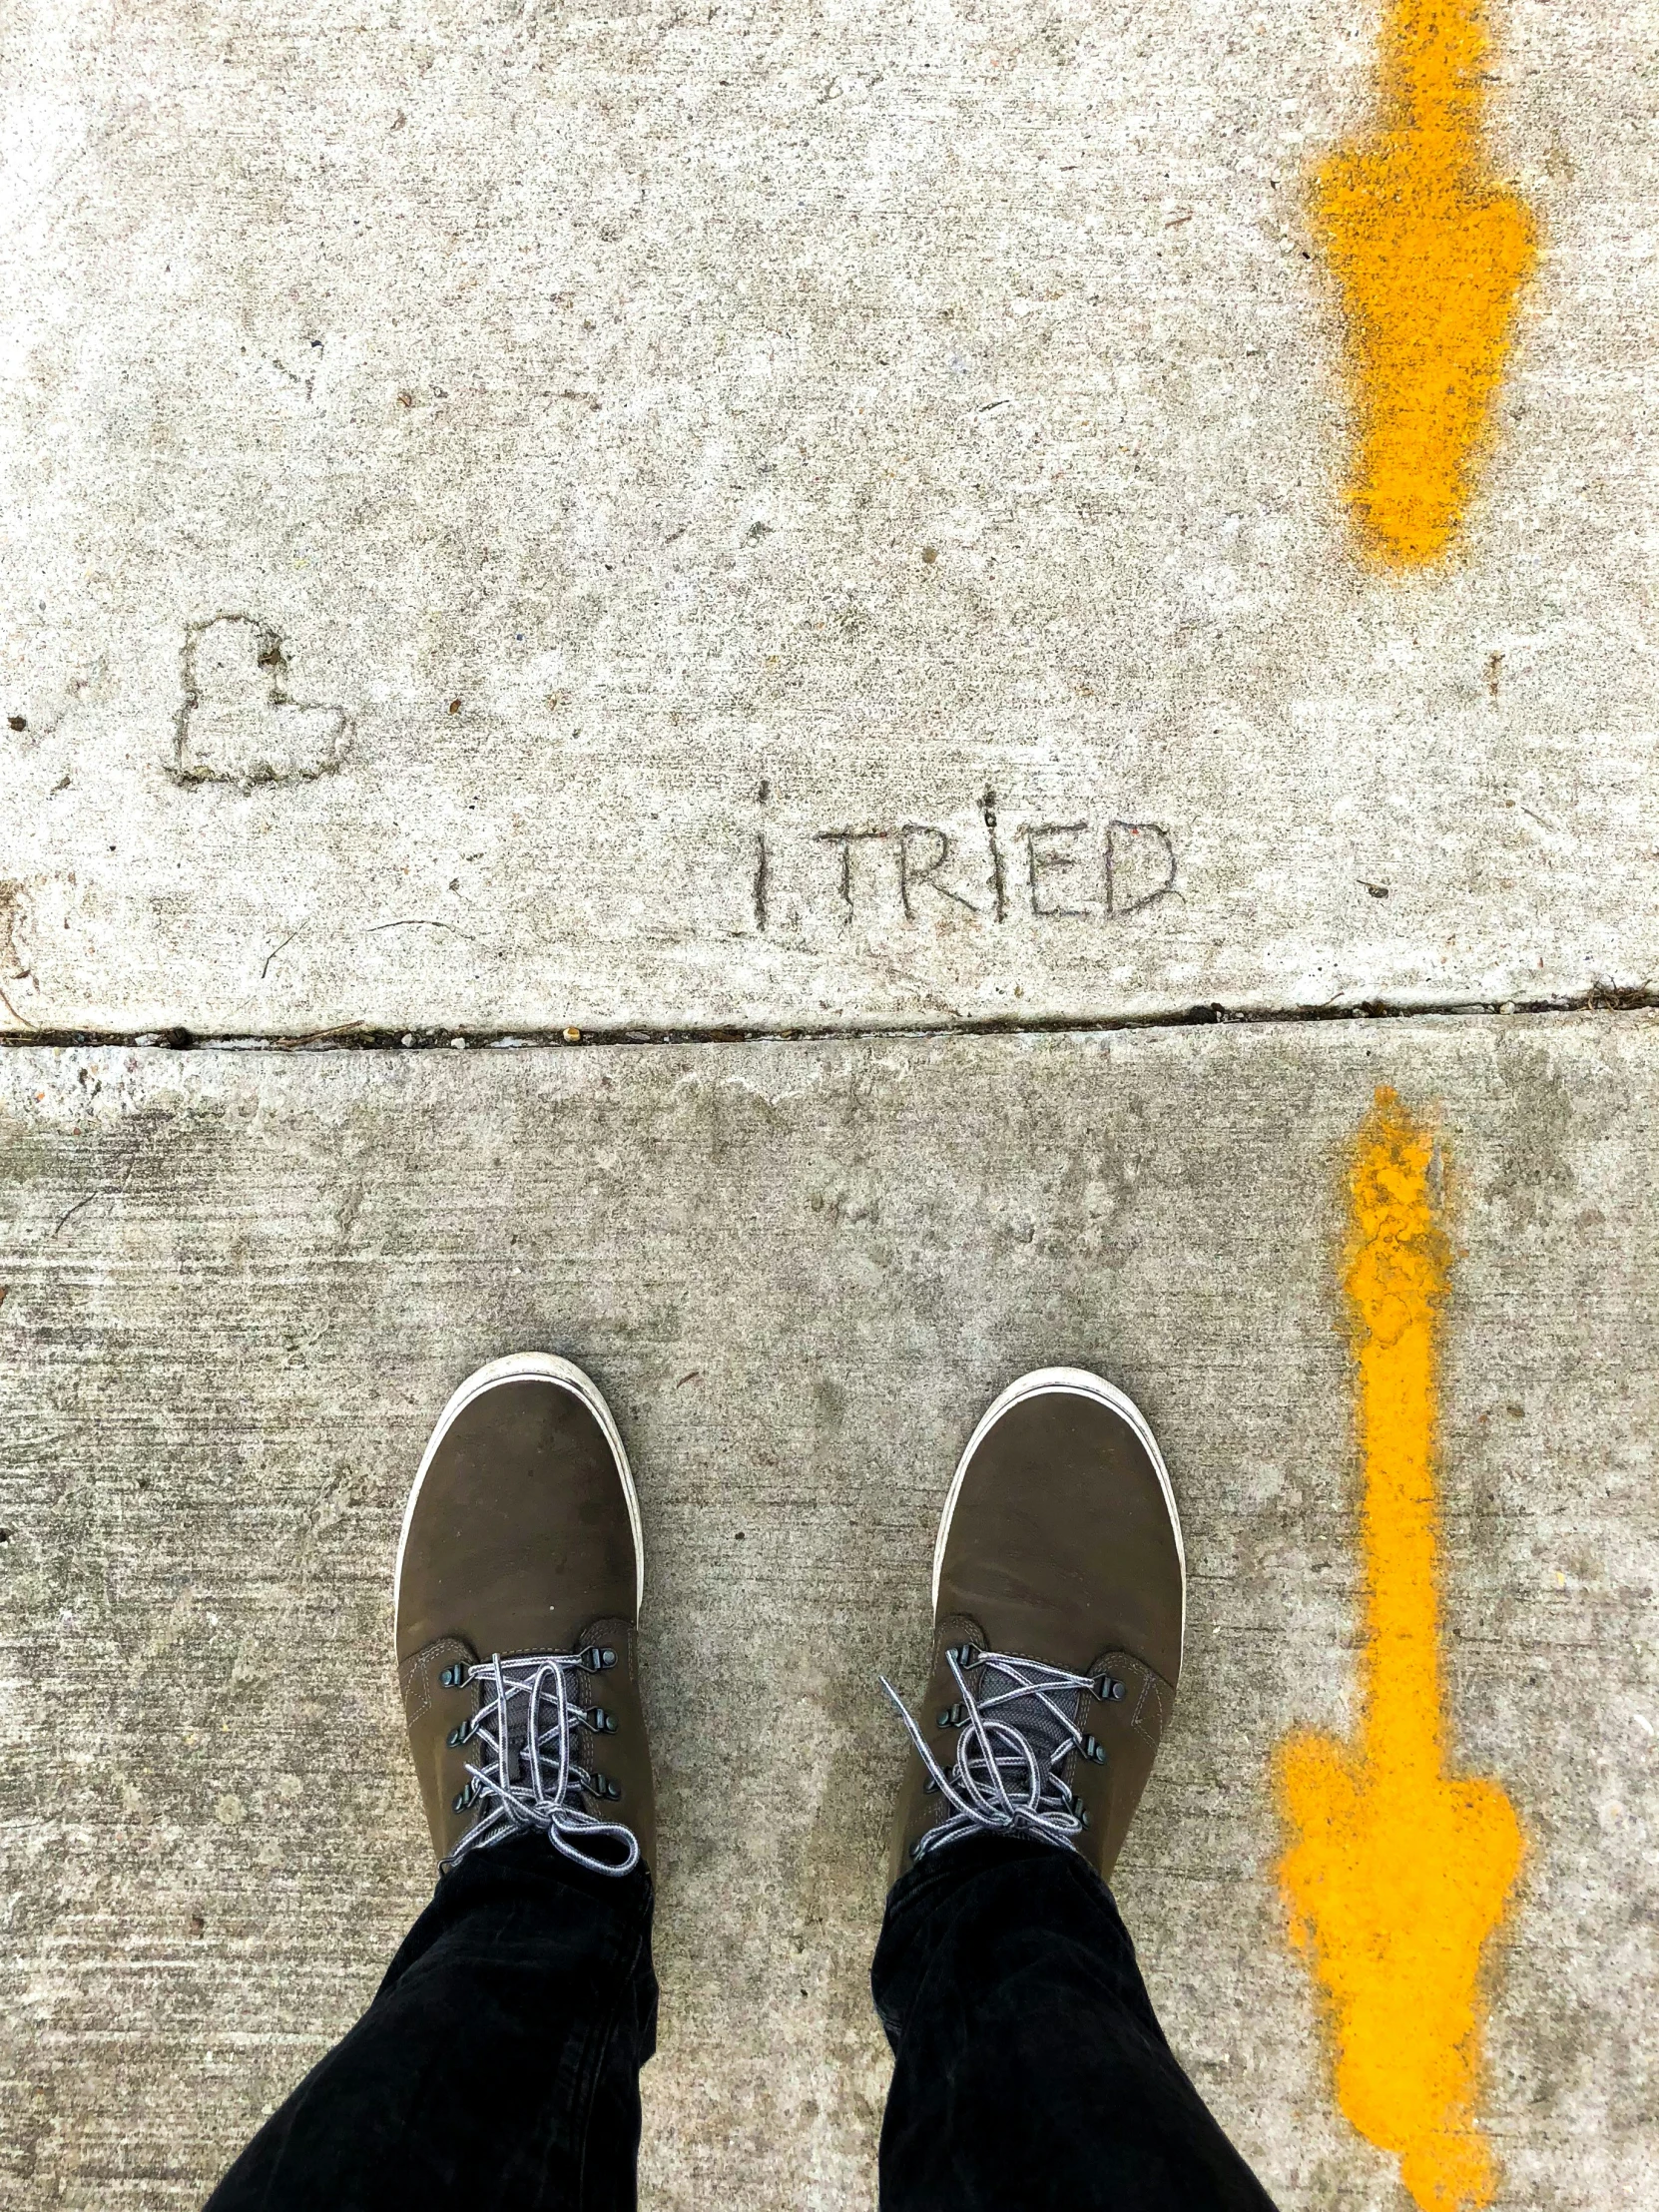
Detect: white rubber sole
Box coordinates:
(931, 1366, 1187, 1660)
(392, 1352, 645, 1647)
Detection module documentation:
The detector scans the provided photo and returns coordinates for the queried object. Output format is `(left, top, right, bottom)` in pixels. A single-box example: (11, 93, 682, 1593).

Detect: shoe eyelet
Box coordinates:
(1082, 1735, 1107, 1765)
(451, 1782, 476, 1812)
(439, 1663, 468, 1689)
(591, 1708, 617, 1733)
(446, 1725, 467, 1747)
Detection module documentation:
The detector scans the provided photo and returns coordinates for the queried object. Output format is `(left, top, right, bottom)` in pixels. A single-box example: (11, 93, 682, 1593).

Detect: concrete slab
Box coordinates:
(0, 1017, 1653, 2207)
(4, 1, 1659, 1033)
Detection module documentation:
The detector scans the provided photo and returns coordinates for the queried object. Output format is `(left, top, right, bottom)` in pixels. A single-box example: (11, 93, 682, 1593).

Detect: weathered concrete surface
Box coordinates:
(3, 1, 1659, 1032)
(0, 1019, 1653, 2208)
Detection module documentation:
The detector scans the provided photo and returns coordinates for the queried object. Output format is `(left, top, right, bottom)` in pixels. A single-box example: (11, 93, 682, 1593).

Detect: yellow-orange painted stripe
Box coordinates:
(1313, 0, 1537, 564)
(1276, 1090, 1523, 2211)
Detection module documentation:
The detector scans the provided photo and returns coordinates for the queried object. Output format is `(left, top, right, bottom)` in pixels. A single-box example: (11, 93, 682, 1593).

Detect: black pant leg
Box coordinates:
(871, 1833, 1277, 2212)
(205, 1834, 658, 2212)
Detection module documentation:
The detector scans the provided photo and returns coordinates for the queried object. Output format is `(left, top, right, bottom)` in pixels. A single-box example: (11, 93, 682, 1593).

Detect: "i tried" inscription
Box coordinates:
(754, 790, 1176, 931)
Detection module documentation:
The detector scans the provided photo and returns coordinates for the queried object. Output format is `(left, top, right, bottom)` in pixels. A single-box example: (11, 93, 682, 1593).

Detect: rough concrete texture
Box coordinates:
(0, 1019, 1653, 2208)
(3, 0, 1659, 1032)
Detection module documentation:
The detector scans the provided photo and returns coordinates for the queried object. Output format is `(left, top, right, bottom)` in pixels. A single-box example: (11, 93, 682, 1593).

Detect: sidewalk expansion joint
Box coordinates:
(0, 982, 1655, 1053)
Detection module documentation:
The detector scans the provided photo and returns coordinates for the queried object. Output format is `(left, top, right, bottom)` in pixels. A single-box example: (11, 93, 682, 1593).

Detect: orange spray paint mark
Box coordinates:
(1276, 1091, 1523, 2211)
(1313, 0, 1538, 563)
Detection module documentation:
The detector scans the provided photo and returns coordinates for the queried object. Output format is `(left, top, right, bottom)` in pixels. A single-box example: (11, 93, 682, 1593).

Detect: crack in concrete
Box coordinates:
(0, 982, 1655, 1053)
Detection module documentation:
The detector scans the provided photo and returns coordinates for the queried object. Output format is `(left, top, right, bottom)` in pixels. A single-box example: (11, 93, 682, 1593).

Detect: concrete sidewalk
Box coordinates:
(0, 1018, 1652, 2208)
(4, 0, 1658, 1035)
(4, 1, 1657, 2202)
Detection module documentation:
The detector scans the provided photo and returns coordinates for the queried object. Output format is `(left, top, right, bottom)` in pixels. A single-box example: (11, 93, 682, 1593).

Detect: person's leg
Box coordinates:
(875, 1369, 1278, 2212)
(207, 1834, 656, 2212)
(205, 1353, 659, 2212)
(872, 1834, 1271, 2210)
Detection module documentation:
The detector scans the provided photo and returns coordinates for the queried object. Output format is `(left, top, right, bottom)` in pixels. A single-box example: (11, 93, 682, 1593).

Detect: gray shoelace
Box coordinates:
(445, 1652, 640, 1878)
(881, 1644, 1101, 1859)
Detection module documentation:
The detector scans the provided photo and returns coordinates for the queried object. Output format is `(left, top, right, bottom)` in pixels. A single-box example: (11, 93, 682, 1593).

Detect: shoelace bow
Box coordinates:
(446, 1652, 639, 1878)
(881, 1645, 1104, 1859)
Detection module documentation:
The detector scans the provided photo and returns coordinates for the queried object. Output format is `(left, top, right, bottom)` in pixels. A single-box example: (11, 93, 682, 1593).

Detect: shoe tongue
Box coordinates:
(482, 1657, 583, 1791)
(967, 1661, 1083, 1776)
(502, 1686, 534, 1781)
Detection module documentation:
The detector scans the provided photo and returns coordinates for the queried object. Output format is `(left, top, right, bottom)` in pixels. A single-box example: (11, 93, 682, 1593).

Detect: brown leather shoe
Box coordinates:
(884, 1368, 1185, 1888)
(393, 1354, 654, 1878)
